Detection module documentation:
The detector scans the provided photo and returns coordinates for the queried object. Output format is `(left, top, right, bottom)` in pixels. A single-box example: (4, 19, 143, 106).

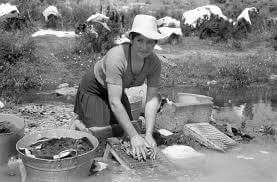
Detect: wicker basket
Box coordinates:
(183, 123, 237, 152)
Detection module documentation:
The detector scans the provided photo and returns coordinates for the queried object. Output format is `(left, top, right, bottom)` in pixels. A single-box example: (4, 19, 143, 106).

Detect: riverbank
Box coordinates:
(1, 84, 277, 182)
(36, 35, 277, 92)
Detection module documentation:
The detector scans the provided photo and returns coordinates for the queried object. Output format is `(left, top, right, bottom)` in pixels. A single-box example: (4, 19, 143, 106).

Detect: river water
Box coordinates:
(1, 84, 277, 182)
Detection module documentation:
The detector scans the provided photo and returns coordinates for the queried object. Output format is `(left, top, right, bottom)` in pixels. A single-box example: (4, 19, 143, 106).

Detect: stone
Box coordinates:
(0, 101, 4, 108)
(57, 83, 69, 89)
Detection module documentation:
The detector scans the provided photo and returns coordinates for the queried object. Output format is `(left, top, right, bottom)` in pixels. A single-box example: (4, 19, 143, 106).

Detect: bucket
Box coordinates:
(16, 129, 99, 182)
(0, 114, 25, 165)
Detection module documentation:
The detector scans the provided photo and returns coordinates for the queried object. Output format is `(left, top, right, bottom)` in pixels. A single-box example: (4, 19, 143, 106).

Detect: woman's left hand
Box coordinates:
(145, 133, 157, 159)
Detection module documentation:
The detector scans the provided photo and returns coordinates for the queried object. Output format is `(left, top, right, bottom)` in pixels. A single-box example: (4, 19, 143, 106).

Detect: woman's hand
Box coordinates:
(130, 134, 148, 161)
(145, 133, 157, 159)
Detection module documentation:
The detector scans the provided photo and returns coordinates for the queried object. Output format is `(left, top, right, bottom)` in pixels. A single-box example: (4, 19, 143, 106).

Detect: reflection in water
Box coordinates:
(161, 85, 277, 128)
(159, 85, 277, 181)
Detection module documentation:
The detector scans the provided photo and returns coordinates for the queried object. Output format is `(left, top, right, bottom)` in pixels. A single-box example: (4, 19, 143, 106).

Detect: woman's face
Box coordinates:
(131, 34, 156, 58)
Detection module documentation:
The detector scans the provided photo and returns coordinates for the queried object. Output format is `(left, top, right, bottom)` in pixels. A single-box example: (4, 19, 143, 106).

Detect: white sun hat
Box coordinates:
(127, 14, 166, 40)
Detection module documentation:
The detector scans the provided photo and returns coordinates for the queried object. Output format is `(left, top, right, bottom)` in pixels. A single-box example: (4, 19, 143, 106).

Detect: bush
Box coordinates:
(160, 50, 274, 88)
(73, 20, 123, 56)
(0, 31, 42, 95)
(216, 55, 272, 88)
(195, 14, 235, 41)
(59, 3, 97, 30)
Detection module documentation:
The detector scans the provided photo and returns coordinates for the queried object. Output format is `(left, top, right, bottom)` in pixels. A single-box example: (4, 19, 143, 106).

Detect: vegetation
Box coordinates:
(160, 47, 275, 88)
(0, 0, 276, 101)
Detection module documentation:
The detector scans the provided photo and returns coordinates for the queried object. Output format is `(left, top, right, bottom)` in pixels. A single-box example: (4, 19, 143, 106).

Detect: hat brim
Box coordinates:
(127, 28, 167, 40)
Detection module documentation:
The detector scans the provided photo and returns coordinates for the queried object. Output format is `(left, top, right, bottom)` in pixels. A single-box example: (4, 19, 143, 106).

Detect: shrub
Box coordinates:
(216, 55, 272, 88)
(73, 20, 123, 56)
(160, 49, 274, 89)
(59, 2, 97, 30)
(121, 6, 142, 31)
(0, 31, 41, 95)
(195, 14, 235, 41)
(15, 0, 44, 26)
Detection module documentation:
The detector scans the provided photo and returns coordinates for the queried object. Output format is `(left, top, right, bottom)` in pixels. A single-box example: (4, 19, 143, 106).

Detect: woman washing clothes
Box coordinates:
(72, 14, 165, 160)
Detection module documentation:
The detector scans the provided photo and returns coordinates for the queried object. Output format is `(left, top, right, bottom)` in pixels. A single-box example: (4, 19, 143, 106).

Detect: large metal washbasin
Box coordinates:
(0, 114, 25, 165)
(16, 129, 99, 182)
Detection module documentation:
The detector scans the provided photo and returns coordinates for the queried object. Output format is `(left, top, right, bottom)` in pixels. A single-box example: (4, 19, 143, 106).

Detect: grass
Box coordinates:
(0, 0, 276, 102)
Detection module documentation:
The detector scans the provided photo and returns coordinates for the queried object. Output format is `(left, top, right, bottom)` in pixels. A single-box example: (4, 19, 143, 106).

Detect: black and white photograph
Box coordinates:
(0, 0, 276, 181)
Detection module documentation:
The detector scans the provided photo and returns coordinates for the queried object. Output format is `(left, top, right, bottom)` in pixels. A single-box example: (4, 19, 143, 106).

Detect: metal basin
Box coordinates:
(0, 114, 25, 165)
(16, 129, 99, 182)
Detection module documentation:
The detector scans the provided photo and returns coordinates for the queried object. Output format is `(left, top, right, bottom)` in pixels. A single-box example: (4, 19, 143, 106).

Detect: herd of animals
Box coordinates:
(0, 2, 276, 49)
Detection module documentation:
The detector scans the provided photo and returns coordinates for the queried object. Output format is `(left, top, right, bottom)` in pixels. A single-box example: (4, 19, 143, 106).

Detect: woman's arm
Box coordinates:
(144, 86, 160, 135)
(107, 83, 148, 160)
(107, 83, 138, 138)
(144, 86, 159, 158)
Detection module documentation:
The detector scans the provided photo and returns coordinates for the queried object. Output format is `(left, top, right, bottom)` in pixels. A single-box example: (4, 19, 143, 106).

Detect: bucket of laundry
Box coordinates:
(0, 114, 25, 165)
(16, 129, 99, 182)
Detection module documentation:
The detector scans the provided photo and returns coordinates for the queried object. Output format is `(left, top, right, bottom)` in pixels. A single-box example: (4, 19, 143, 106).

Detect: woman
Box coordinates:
(73, 14, 165, 160)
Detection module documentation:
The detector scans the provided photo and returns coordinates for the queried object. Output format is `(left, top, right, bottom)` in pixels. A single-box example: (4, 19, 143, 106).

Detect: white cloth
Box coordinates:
(0, 3, 19, 18)
(31, 29, 77, 38)
(162, 145, 205, 159)
(182, 5, 228, 28)
(158, 27, 182, 38)
(86, 13, 109, 23)
(42, 6, 60, 21)
(157, 16, 180, 28)
(237, 7, 257, 25)
(158, 129, 173, 136)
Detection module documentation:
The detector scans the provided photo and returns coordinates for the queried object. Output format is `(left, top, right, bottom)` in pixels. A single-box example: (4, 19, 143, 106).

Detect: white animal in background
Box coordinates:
(237, 7, 258, 25)
(0, 3, 19, 19)
(42, 6, 60, 22)
(182, 5, 229, 28)
(157, 16, 180, 28)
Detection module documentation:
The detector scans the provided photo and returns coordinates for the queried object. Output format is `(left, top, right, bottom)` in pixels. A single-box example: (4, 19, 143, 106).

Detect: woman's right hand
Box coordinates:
(130, 134, 148, 161)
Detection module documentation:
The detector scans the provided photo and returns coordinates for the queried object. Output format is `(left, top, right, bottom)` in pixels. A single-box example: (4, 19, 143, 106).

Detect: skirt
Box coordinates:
(74, 70, 133, 128)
